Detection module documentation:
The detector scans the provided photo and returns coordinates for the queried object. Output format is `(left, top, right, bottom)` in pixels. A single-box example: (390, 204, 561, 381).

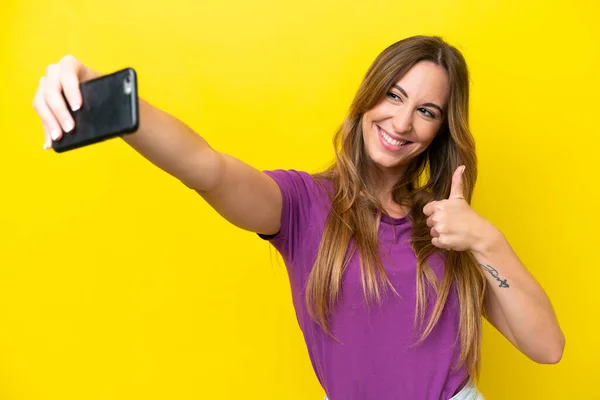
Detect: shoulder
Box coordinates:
(263, 169, 313, 184)
(257, 169, 333, 258)
(263, 169, 334, 202)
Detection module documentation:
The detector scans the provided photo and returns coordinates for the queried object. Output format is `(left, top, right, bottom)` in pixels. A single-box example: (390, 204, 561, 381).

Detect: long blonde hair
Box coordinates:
(307, 35, 487, 379)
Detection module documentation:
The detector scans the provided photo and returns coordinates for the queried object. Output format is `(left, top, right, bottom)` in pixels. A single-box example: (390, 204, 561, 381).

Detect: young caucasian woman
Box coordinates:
(32, 35, 565, 400)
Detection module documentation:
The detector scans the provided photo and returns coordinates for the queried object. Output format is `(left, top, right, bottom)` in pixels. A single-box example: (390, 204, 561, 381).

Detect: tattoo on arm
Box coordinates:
(480, 264, 510, 288)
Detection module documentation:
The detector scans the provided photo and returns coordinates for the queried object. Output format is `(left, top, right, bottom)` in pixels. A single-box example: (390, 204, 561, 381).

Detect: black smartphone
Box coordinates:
(51, 67, 139, 153)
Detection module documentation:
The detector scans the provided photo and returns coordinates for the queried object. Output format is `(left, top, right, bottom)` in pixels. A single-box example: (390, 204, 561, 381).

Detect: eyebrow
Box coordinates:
(392, 85, 445, 115)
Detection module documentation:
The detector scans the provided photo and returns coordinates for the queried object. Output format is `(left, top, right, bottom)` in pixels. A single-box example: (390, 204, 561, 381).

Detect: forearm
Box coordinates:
(472, 225, 565, 362)
(122, 98, 221, 191)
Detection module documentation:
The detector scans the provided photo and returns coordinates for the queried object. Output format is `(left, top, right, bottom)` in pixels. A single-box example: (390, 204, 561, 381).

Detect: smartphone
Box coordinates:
(51, 67, 139, 153)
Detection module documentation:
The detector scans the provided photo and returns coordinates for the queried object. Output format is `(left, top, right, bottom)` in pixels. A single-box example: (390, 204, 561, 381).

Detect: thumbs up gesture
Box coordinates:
(423, 166, 486, 252)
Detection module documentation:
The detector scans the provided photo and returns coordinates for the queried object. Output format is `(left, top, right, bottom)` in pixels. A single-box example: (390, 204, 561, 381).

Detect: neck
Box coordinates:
(367, 164, 411, 218)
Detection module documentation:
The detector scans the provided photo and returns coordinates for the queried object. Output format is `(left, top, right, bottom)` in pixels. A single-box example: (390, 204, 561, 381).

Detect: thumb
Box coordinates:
(449, 165, 466, 200)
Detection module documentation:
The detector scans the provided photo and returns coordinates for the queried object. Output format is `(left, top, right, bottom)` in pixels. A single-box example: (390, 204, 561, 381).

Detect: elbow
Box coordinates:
(548, 335, 566, 364)
(533, 333, 565, 365)
(539, 349, 564, 365)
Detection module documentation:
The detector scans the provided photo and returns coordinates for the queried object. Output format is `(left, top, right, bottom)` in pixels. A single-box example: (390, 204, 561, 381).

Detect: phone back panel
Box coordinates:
(52, 68, 139, 153)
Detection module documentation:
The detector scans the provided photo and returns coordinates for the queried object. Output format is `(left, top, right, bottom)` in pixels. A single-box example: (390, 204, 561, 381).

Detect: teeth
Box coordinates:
(379, 128, 407, 146)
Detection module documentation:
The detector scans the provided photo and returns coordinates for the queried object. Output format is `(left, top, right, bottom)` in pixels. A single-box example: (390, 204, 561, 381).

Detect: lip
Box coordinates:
(377, 125, 412, 152)
(377, 126, 410, 143)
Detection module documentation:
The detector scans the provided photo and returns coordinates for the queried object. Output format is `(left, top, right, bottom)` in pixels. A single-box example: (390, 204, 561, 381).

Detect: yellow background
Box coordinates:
(1, 0, 598, 398)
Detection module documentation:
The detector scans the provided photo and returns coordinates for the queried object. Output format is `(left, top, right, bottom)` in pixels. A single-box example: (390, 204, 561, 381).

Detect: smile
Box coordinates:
(377, 126, 412, 150)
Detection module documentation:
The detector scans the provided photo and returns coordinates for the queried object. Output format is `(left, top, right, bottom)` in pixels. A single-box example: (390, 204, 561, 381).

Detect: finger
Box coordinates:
(426, 212, 442, 228)
(424, 200, 445, 217)
(423, 201, 436, 216)
(33, 77, 63, 142)
(432, 237, 449, 250)
(430, 227, 440, 238)
(42, 125, 52, 150)
(449, 165, 466, 200)
(59, 55, 82, 111)
(43, 63, 74, 135)
(426, 215, 434, 228)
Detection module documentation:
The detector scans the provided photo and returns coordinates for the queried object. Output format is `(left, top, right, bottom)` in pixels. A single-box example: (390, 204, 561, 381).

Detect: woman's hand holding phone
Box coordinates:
(32, 55, 100, 150)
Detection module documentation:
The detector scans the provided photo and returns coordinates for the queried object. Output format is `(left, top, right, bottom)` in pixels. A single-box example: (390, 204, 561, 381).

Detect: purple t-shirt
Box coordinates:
(258, 169, 468, 400)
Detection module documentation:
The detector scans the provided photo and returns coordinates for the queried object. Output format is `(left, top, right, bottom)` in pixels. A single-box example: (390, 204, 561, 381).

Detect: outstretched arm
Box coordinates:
(33, 55, 283, 236)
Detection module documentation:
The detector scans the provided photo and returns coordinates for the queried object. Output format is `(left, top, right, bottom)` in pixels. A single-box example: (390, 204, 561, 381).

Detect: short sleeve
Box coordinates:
(257, 169, 314, 263)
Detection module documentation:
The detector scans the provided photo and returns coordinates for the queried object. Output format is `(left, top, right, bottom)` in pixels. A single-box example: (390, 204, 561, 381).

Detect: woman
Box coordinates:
(32, 35, 565, 399)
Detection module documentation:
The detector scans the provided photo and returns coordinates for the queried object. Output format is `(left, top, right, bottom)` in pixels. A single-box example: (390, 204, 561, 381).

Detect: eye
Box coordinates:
(418, 108, 435, 118)
(386, 92, 402, 102)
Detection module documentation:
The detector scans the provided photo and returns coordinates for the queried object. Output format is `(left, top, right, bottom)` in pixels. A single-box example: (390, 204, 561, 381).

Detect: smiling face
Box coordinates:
(361, 61, 450, 180)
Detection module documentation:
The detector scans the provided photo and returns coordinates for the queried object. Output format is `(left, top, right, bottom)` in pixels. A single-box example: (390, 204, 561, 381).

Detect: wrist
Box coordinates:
(471, 218, 504, 257)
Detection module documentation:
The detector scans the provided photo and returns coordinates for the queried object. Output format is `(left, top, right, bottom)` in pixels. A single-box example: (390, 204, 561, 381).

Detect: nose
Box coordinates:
(391, 107, 413, 134)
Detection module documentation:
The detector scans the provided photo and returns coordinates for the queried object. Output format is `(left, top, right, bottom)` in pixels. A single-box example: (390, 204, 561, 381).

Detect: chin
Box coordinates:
(367, 149, 410, 172)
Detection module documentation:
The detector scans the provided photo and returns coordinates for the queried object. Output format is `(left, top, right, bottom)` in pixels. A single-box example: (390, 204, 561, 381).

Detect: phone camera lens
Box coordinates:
(123, 77, 132, 95)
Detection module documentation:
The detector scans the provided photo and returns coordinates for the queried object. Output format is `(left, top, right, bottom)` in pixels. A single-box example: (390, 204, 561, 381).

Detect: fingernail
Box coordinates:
(72, 103, 81, 111)
(63, 120, 74, 132)
(460, 166, 466, 174)
(43, 142, 50, 150)
(51, 128, 60, 140)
